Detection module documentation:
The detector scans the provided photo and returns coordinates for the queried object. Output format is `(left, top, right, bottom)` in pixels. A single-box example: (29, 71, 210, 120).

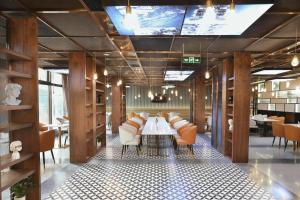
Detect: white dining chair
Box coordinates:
(173, 120, 189, 130)
(119, 126, 141, 157)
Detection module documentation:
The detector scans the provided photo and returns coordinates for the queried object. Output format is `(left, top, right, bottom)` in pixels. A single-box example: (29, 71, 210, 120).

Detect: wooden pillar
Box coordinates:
(193, 75, 206, 133)
(69, 52, 87, 163)
(232, 52, 251, 163)
(111, 77, 122, 134)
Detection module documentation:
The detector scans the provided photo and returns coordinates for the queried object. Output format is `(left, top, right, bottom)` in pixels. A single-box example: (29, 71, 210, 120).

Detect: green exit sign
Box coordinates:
(182, 57, 201, 64)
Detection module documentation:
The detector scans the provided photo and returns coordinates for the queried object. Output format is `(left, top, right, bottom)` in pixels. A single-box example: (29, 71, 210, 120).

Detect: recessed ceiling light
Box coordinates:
(252, 69, 292, 75)
(164, 70, 194, 81)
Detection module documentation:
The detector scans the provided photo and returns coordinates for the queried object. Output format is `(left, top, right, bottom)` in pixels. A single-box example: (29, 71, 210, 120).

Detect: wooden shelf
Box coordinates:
(0, 122, 33, 132)
(86, 104, 92, 107)
(96, 111, 104, 115)
(228, 87, 234, 91)
(86, 86, 91, 90)
(96, 103, 104, 106)
(96, 130, 105, 137)
(227, 138, 232, 143)
(96, 89, 104, 93)
(0, 69, 32, 78)
(227, 113, 233, 117)
(0, 153, 33, 170)
(85, 77, 91, 81)
(0, 105, 32, 111)
(227, 104, 234, 107)
(86, 112, 93, 117)
(1, 169, 35, 192)
(0, 48, 31, 61)
(96, 80, 104, 85)
(228, 77, 234, 81)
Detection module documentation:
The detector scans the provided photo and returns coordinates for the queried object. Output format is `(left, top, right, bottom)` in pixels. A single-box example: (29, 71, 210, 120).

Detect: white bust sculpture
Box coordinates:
(2, 83, 22, 105)
(10, 140, 22, 160)
(228, 119, 233, 132)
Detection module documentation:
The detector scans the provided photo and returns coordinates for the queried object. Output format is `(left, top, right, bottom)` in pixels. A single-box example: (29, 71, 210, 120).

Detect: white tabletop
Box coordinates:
(43, 123, 69, 128)
(142, 117, 174, 136)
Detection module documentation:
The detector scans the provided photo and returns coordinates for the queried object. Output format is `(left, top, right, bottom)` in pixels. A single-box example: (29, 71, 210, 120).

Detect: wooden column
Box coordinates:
(193, 75, 206, 133)
(232, 52, 251, 163)
(69, 52, 87, 163)
(111, 77, 122, 134)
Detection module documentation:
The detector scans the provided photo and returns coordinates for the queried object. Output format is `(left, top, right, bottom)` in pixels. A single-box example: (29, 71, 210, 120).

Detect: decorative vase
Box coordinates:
(14, 196, 25, 200)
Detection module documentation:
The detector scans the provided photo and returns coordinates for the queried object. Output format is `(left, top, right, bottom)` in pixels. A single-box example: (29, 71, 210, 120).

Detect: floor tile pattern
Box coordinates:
(45, 135, 275, 200)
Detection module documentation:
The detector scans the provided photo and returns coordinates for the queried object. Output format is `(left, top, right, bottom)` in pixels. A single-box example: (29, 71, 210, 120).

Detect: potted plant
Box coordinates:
(11, 177, 34, 200)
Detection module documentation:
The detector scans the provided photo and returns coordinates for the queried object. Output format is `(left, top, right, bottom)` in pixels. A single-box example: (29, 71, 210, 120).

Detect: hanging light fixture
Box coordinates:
(123, 0, 139, 30)
(148, 58, 153, 99)
(291, 27, 299, 67)
(104, 57, 108, 76)
(206, 0, 213, 10)
(93, 73, 98, 80)
(106, 83, 110, 88)
(286, 81, 290, 88)
(230, 0, 236, 12)
(205, 51, 210, 79)
(117, 66, 122, 86)
(168, 97, 171, 101)
(175, 90, 178, 97)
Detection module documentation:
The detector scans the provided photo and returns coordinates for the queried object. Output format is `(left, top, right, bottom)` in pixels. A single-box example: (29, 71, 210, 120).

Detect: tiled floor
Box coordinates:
(44, 135, 277, 200)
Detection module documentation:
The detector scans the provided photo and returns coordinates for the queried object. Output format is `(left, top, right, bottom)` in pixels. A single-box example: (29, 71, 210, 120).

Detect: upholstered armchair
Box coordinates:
(175, 126, 197, 154)
(284, 125, 300, 151)
(271, 123, 284, 148)
(127, 120, 141, 131)
(119, 126, 141, 157)
(39, 130, 56, 169)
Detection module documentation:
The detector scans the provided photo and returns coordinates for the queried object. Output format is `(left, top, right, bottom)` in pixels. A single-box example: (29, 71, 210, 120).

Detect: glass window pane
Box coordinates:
(38, 68, 48, 81)
(39, 84, 49, 123)
(52, 86, 64, 122)
(51, 72, 62, 85)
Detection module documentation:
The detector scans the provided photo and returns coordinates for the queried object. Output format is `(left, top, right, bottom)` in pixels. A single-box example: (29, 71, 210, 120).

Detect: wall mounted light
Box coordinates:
(104, 69, 108, 76)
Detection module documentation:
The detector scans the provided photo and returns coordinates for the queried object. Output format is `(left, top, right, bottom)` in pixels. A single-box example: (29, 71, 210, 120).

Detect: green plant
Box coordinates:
(11, 176, 34, 198)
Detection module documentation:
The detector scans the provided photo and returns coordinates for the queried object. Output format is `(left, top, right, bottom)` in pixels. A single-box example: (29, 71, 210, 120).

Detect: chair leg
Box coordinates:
(279, 137, 281, 149)
(293, 141, 296, 151)
(284, 140, 288, 151)
(191, 145, 194, 155)
(50, 150, 55, 164)
(121, 145, 124, 158)
(64, 135, 68, 145)
(42, 152, 45, 169)
(272, 137, 275, 146)
(136, 145, 139, 156)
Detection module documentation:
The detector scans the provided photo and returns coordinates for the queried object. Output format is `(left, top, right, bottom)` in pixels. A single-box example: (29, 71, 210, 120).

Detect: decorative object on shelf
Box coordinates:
(2, 83, 22, 105)
(11, 176, 34, 200)
(228, 119, 233, 132)
(228, 95, 233, 104)
(10, 140, 22, 160)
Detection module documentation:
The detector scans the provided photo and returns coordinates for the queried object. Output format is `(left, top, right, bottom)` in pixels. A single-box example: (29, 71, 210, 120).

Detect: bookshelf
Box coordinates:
(222, 53, 251, 163)
(0, 17, 40, 199)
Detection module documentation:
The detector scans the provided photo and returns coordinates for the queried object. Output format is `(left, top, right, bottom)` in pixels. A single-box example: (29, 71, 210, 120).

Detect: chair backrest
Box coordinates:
(131, 117, 143, 126)
(127, 120, 141, 130)
(272, 123, 284, 137)
(128, 112, 136, 120)
(181, 126, 197, 144)
(284, 125, 300, 141)
(160, 112, 169, 120)
(174, 120, 188, 130)
(268, 115, 278, 119)
(119, 126, 134, 144)
(170, 117, 182, 126)
(135, 114, 146, 124)
(39, 122, 48, 132)
(39, 130, 55, 152)
(275, 117, 285, 124)
(207, 116, 212, 126)
(122, 122, 138, 134)
(178, 123, 193, 136)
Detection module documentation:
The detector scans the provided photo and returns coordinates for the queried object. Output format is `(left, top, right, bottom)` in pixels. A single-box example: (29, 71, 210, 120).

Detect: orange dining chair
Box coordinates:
(39, 130, 56, 169)
(271, 123, 284, 148)
(276, 117, 285, 124)
(175, 126, 197, 154)
(127, 120, 141, 130)
(170, 117, 182, 127)
(135, 114, 146, 124)
(283, 124, 300, 151)
(39, 122, 48, 132)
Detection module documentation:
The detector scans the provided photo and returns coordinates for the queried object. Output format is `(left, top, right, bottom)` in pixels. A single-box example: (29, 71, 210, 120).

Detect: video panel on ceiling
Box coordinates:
(105, 4, 273, 36)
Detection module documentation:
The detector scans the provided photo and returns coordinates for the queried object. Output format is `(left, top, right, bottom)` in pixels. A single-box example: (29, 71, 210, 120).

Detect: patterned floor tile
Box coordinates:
(45, 134, 275, 200)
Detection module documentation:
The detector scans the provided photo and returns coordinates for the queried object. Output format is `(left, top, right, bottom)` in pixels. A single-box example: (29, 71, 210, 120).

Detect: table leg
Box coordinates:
(156, 135, 159, 156)
(58, 127, 62, 148)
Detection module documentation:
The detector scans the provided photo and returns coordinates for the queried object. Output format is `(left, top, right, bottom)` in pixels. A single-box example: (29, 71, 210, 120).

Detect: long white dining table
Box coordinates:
(142, 117, 175, 156)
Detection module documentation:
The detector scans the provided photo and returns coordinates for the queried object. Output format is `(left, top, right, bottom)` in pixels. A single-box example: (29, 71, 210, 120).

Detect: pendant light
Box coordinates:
(104, 56, 108, 76)
(117, 66, 122, 86)
(205, 51, 210, 79)
(123, 0, 138, 30)
(206, 0, 213, 10)
(291, 27, 299, 67)
(230, 0, 236, 12)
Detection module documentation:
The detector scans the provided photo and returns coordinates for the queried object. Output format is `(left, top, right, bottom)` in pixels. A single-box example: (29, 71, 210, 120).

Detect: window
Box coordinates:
(39, 84, 50, 123)
(51, 72, 62, 85)
(271, 81, 279, 91)
(51, 86, 65, 122)
(38, 68, 48, 81)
